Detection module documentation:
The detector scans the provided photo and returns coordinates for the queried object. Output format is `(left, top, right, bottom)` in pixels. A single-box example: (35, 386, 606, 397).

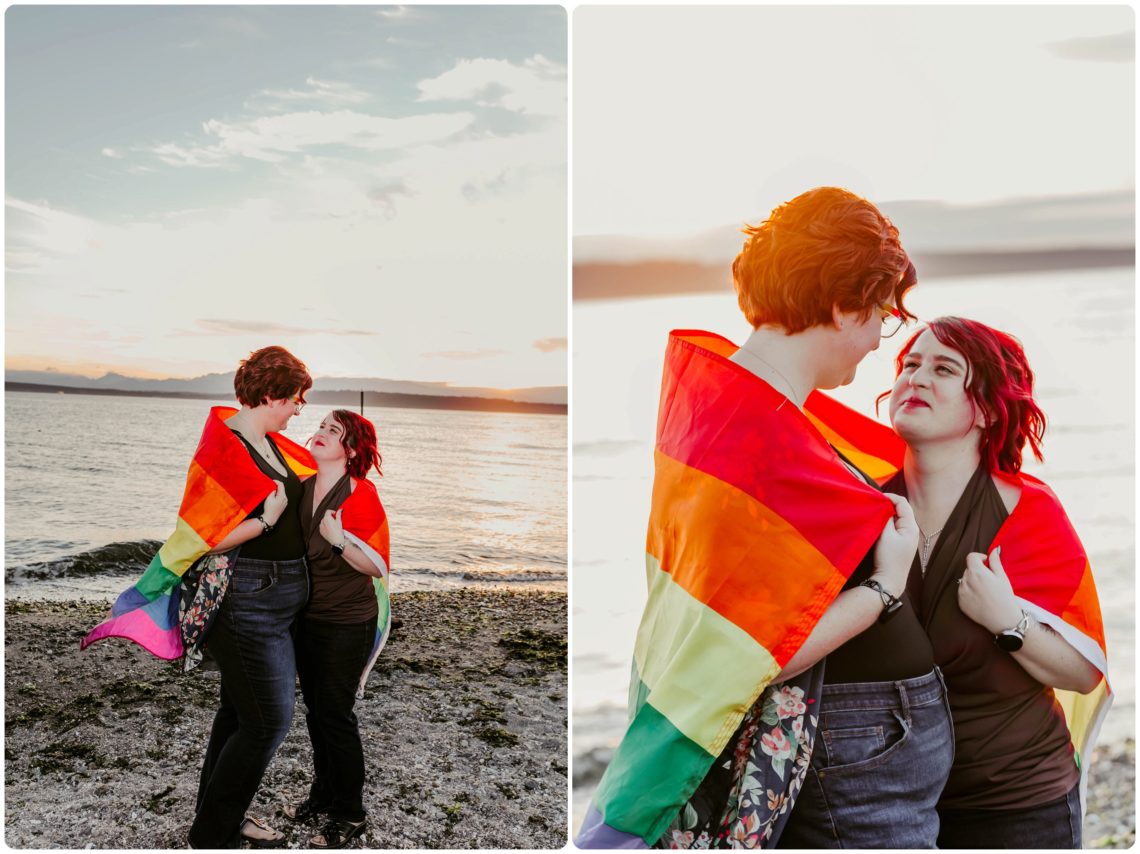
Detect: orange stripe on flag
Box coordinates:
(647, 449, 847, 665)
(180, 459, 249, 547)
(1060, 560, 1107, 655)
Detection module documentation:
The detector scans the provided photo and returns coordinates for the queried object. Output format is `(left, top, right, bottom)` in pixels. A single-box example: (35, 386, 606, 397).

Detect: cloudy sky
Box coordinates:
(6, 6, 567, 388)
(574, 5, 1133, 239)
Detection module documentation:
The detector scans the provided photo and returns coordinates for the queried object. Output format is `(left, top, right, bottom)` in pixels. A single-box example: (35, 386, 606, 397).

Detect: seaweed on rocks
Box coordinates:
(5, 591, 569, 849)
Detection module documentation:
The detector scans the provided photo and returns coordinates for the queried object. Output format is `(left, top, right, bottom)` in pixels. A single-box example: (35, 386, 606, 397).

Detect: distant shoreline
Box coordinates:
(5, 382, 568, 416)
(574, 247, 1135, 301)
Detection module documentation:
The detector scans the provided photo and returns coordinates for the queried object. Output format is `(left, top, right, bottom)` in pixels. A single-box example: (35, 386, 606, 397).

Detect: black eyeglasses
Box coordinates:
(879, 302, 906, 339)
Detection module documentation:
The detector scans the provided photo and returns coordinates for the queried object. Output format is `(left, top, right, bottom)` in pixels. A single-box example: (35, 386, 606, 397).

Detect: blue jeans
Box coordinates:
(937, 783, 1082, 848)
(188, 557, 308, 849)
(777, 668, 954, 849)
(295, 617, 376, 822)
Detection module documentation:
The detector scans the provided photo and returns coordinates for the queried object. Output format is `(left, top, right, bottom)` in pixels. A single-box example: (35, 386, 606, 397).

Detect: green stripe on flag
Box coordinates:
(133, 553, 183, 602)
(593, 692, 717, 845)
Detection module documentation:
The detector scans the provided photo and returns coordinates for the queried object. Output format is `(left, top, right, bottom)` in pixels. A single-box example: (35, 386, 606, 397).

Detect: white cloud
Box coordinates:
(385, 36, 428, 48)
(101, 147, 123, 159)
(6, 198, 102, 258)
(149, 110, 475, 167)
(375, 6, 426, 21)
(417, 54, 566, 117)
(249, 77, 372, 109)
(151, 142, 230, 168)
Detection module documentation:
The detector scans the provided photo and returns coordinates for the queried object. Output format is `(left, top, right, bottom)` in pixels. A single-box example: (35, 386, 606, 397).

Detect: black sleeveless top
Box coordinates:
(300, 473, 378, 624)
(823, 450, 935, 684)
(883, 464, 1079, 810)
(232, 431, 306, 560)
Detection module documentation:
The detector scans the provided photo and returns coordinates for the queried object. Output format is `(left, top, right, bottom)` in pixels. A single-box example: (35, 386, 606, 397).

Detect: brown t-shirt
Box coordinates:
(300, 473, 379, 625)
(884, 465, 1079, 810)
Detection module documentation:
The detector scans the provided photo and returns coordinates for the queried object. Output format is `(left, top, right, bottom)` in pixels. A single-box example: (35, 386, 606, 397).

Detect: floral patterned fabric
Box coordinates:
(657, 664, 825, 849)
(178, 551, 236, 673)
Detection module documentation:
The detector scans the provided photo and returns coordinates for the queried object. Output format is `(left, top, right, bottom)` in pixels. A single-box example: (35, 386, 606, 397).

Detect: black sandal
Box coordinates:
(282, 798, 323, 823)
(310, 817, 367, 849)
(240, 816, 286, 849)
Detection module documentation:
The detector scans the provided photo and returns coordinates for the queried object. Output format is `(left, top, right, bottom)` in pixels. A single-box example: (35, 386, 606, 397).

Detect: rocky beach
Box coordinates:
(4, 590, 568, 849)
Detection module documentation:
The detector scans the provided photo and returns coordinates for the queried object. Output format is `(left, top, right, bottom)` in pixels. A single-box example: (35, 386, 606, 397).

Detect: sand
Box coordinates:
(4, 590, 567, 849)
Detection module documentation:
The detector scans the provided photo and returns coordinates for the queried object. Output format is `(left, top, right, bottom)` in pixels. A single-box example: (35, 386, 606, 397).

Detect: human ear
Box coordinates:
(831, 303, 845, 330)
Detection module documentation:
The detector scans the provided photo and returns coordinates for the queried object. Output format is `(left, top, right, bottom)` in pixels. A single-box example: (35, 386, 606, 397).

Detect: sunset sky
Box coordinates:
(574, 5, 1133, 240)
(6, 6, 567, 388)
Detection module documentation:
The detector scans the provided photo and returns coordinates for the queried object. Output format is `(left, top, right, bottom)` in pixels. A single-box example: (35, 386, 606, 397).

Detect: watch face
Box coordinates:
(996, 631, 1025, 652)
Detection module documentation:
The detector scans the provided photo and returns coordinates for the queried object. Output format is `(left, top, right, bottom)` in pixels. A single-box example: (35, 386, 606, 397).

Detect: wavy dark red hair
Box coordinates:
(329, 409, 383, 480)
(234, 346, 312, 408)
(888, 317, 1046, 474)
(732, 186, 916, 333)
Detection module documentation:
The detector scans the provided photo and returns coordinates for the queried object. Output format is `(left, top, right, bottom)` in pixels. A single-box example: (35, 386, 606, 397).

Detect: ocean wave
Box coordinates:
(6, 539, 161, 583)
(461, 568, 564, 583)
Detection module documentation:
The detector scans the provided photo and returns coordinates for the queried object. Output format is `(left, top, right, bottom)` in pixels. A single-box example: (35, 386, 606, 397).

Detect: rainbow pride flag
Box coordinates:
(81, 406, 316, 659)
(578, 331, 897, 848)
(802, 390, 1111, 792)
(339, 477, 393, 697)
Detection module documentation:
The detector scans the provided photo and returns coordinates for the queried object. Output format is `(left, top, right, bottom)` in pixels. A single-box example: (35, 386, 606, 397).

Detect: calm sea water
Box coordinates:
(572, 266, 1135, 818)
(5, 395, 566, 597)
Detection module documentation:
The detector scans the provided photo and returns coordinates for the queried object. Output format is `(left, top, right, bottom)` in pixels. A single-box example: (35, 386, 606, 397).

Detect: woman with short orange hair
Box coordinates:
(579, 188, 946, 849)
(188, 345, 315, 849)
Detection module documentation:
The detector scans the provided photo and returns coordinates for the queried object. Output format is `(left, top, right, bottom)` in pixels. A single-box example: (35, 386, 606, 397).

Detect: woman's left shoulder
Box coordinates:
(991, 470, 1071, 517)
(990, 471, 1023, 514)
(347, 476, 380, 501)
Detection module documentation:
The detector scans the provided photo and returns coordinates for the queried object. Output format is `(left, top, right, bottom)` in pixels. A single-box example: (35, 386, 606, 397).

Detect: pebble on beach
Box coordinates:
(4, 590, 568, 849)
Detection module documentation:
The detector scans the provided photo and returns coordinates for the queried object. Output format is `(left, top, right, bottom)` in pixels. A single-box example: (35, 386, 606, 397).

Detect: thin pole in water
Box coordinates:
(360, 390, 364, 415)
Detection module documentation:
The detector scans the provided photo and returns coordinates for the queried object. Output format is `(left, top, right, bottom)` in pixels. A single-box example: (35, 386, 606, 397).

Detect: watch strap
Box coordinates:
(859, 578, 904, 623)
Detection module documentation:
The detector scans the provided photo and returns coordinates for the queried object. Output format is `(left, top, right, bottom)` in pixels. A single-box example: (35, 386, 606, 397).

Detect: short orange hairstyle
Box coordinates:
(732, 187, 916, 332)
(233, 346, 312, 408)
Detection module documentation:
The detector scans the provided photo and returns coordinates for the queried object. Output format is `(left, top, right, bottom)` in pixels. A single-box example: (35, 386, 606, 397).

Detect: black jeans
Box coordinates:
(296, 616, 375, 822)
(937, 782, 1082, 848)
(188, 557, 308, 849)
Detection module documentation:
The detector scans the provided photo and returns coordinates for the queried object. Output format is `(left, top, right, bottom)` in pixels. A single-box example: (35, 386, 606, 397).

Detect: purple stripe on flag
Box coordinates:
(575, 803, 649, 849)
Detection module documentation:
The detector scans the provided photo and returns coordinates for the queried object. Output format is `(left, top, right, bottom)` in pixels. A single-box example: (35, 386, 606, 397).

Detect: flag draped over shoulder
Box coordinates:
(80, 406, 316, 659)
(339, 478, 393, 698)
(578, 331, 896, 849)
(802, 390, 1111, 789)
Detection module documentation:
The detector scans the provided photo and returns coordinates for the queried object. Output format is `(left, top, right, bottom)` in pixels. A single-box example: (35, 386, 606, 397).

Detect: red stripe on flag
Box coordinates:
(657, 333, 892, 576)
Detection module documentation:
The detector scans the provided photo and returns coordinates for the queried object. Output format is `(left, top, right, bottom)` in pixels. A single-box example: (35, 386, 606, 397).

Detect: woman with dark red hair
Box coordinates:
(283, 409, 391, 849)
(881, 317, 1107, 848)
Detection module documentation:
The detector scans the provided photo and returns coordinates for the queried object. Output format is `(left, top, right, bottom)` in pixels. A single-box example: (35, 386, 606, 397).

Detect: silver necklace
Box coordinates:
(235, 427, 275, 462)
(918, 525, 944, 573)
(738, 344, 804, 407)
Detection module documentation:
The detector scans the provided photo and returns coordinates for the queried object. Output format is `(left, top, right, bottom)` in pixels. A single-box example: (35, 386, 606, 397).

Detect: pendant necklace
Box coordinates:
(738, 344, 804, 410)
(918, 525, 944, 574)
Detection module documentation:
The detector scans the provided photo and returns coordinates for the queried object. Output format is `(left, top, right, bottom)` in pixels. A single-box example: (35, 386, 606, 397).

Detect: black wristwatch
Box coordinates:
(995, 610, 1030, 652)
(859, 578, 903, 623)
(256, 514, 275, 535)
(331, 541, 346, 556)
